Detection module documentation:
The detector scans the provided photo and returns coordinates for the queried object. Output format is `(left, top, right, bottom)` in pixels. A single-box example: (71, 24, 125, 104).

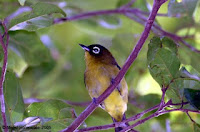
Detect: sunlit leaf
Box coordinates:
(9, 30, 50, 66)
(193, 1, 200, 23)
(18, 0, 26, 6)
(9, 2, 66, 31)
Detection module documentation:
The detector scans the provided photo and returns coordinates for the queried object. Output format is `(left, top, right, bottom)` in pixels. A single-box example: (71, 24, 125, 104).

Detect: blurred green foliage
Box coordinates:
(0, 0, 200, 131)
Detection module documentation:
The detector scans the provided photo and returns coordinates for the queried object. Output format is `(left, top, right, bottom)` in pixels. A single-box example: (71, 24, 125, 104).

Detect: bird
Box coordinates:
(79, 44, 129, 132)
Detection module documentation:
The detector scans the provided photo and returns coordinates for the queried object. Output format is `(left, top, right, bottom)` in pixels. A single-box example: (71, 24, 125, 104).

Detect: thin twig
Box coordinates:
(54, 3, 200, 53)
(77, 101, 190, 132)
(127, 11, 200, 53)
(77, 104, 159, 132)
(186, 112, 195, 123)
(0, 22, 9, 132)
(121, 108, 200, 132)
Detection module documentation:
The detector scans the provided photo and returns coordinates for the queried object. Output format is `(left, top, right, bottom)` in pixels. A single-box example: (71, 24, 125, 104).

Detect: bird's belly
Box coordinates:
(104, 90, 127, 121)
(85, 73, 127, 121)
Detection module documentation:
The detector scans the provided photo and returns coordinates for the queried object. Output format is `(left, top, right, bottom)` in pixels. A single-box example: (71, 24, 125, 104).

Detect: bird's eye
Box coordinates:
(92, 46, 100, 54)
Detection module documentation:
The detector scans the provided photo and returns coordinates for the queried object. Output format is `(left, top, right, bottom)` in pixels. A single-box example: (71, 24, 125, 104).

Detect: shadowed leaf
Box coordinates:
(184, 88, 200, 110)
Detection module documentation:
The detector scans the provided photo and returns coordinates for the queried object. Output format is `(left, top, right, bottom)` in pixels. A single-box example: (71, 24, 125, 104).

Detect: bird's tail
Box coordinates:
(112, 114, 129, 132)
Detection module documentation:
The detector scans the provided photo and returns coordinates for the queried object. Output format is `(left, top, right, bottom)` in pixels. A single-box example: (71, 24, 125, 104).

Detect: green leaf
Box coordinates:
(137, 94, 161, 108)
(147, 37, 180, 86)
(0, 71, 25, 125)
(146, 37, 200, 104)
(10, 16, 54, 32)
(194, 123, 200, 132)
(7, 49, 28, 77)
(9, 30, 50, 66)
(131, 0, 148, 11)
(116, 0, 130, 7)
(179, 46, 200, 73)
(67, 0, 118, 11)
(18, 0, 26, 6)
(24, 99, 76, 131)
(168, 0, 199, 17)
(9, 2, 66, 31)
(184, 88, 200, 110)
(193, 1, 200, 23)
(165, 67, 200, 105)
(117, 0, 148, 11)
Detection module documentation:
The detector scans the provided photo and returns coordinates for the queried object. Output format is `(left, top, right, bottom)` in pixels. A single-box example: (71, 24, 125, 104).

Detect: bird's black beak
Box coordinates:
(79, 44, 90, 52)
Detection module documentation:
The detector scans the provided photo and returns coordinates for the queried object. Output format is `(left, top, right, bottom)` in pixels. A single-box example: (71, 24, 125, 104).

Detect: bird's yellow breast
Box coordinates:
(84, 52, 128, 121)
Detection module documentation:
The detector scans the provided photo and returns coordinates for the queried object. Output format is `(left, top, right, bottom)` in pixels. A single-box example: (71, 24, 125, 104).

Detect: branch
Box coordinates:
(54, 8, 166, 24)
(54, 2, 200, 53)
(121, 106, 200, 132)
(126, 11, 200, 53)
(77, 101, 189, 131)
(61, 0, 167, 131)
(0, 22, 9, 132)
(78, 104, 159, 132)
(54, 8, 143, 23)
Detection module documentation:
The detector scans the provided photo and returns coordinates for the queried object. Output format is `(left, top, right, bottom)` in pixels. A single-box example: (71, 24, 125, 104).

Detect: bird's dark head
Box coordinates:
(79, 44, 108, 56)
(79, 44, 118, 66)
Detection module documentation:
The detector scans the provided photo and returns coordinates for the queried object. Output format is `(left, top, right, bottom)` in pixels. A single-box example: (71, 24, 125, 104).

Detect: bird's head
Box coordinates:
(79, 44, 117, 66)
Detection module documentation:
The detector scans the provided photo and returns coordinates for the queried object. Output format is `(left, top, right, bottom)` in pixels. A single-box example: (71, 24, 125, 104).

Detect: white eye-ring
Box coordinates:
(92, 46, 100, 54)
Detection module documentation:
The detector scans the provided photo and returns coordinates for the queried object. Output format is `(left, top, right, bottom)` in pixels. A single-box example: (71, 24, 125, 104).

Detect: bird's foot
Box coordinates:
(92, 97, 98, 104)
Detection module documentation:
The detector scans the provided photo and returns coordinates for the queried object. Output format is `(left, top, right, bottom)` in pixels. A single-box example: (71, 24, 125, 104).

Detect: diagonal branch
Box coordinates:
(61, 0, 167, 131)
